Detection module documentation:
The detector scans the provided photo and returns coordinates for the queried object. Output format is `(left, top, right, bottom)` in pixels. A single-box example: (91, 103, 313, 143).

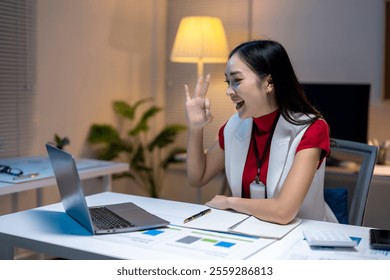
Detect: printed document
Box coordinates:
(175, 207, 301, 239)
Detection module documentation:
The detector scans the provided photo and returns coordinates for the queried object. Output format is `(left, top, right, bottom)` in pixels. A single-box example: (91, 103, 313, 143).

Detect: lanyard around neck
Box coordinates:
(251, 113, 280, 186)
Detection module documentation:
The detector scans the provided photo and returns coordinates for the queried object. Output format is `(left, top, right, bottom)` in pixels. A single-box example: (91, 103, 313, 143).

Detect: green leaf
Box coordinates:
(96, 145, 121, 160)
(161, 147, 187, 169)
(113, 172, 135, 180)
(88, 124, 121, 144)
(54, 134, 62, 144)
(129, 106, 162, 136)
(148, 124, 187, 150)
(132, 98, 153, 109)
(113, 101, 134, 120)
(53, 134, 70, 149)
(113, 98, 153, 120)
(130, 145, 146, 167)
(94, 142, 133, 160)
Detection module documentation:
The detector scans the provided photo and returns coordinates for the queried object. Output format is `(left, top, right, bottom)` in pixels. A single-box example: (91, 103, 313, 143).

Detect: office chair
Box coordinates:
(325, 138, 378, 226)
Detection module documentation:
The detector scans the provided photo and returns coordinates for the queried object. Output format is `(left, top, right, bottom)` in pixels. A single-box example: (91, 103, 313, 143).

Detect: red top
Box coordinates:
(218, 110, 330, 198)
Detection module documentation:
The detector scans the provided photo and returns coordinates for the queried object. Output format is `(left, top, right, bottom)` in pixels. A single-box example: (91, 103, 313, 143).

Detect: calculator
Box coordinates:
(302, 229, 356, 247)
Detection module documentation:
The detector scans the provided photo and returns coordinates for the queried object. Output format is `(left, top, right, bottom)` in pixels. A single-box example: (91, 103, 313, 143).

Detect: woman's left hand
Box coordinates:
(205, 195, 229, 209)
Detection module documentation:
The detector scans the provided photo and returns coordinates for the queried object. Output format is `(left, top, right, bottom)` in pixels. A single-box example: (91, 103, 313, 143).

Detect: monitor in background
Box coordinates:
(302, 83, 370, 144)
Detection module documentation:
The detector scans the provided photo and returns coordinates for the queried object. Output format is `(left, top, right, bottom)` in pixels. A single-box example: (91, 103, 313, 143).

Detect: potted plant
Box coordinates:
(47, 134, 70, 150)
(87, 99, 186, 198)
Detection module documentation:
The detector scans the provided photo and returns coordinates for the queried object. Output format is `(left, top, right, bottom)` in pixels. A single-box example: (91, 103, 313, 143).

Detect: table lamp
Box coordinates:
(170, 16, 229, 77)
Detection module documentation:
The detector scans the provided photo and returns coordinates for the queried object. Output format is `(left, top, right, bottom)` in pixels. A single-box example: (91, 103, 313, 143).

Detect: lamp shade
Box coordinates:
(170, 16, 229, 64)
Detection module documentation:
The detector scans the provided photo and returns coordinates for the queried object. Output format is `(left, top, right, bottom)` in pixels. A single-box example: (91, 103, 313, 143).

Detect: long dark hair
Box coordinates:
(229, 40, 322, 125)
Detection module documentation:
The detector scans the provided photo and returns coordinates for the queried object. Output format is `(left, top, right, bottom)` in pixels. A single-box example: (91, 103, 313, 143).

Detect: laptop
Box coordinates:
(46, 144, 169, 235)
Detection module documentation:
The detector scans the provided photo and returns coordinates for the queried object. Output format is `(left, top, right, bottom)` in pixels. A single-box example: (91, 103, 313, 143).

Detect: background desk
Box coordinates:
(0, 156, 128, 212)
(0, 192, 389, 260)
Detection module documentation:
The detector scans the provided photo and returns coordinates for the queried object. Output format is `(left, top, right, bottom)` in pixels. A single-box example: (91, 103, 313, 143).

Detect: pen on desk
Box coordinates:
(184, 208, 211, 223)
(12, 172, 40, 181)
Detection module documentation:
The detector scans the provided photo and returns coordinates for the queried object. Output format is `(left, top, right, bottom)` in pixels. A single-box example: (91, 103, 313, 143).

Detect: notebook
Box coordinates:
(178, 207, 301, 239)
(45, 144, 169, 235)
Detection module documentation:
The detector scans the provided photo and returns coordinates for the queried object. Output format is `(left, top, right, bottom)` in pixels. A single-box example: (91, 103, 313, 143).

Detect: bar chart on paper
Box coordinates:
(94, 225, 275, 259)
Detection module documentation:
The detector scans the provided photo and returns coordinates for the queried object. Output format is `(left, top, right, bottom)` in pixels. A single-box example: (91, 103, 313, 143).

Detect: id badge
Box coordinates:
(250, 180, 266, 199)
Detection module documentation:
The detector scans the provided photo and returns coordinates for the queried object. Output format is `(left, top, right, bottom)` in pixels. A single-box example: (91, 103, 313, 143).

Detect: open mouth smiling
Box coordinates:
(233, 99, 245, 110)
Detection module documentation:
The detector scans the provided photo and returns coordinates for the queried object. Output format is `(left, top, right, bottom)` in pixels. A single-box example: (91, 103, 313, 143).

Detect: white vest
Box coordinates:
(223, 112, 337, 222)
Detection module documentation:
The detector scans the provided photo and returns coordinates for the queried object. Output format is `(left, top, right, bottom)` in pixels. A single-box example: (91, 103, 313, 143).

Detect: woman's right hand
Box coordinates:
(184, 74, 213, 129)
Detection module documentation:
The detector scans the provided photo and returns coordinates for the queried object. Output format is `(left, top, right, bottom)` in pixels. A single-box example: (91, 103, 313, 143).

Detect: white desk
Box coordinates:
(0, 192, 389, 260)
(0, 156, 129, 211)
(250, 219, 390, 260)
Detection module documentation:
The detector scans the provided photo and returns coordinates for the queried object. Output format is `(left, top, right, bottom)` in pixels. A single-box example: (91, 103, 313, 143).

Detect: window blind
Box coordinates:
(0, 0, 36, 158)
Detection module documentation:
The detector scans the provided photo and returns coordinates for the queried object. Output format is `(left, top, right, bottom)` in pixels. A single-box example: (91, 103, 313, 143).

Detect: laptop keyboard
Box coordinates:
(89, 207, 135, 230)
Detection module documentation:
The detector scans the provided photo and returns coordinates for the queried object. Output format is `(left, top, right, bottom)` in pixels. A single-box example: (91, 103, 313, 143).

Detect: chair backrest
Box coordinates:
(326, 138, 378, 226)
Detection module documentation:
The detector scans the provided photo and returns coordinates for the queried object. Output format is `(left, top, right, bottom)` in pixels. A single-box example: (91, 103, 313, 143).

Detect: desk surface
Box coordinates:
(374, 164, 390, 176)
(0, 156, 129, 196)
(326, 163, 390, 177)
(0, 192, 389, 260)
(250, 219, 390, 260)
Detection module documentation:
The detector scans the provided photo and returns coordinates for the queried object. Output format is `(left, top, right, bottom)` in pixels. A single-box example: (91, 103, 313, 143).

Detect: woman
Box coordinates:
(184, 40, 337, 225)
